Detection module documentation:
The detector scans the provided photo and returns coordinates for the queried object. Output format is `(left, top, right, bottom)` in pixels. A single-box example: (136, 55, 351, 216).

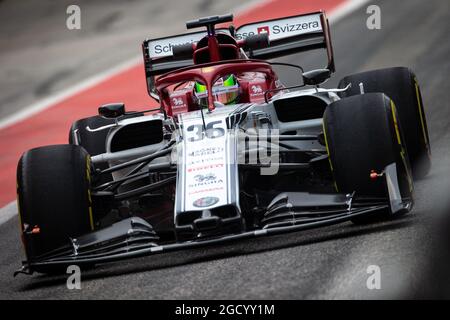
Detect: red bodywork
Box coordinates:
(153, 31, 279, 116)
(156, 60, 278, 116)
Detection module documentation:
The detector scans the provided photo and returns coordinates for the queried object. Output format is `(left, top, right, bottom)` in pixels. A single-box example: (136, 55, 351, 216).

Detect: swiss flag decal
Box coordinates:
(257, 26, 270, 35)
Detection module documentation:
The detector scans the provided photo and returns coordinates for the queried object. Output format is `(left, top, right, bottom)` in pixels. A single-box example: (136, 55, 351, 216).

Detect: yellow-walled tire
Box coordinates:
(17, 144, 94, 272)
(339, 67, 431, 179)
(324, 93, 413, 224)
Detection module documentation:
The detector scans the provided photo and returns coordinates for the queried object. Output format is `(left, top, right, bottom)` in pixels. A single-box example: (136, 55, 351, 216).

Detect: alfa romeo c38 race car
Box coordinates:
(15, 12, 431, 275)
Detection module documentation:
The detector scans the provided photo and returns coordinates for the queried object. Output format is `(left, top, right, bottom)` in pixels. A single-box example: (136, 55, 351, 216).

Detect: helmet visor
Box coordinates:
(194, 75, 240, 108)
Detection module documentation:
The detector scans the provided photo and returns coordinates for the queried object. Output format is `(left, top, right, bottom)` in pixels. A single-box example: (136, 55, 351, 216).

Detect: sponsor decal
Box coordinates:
(181, 116, 229, 212)
(272, 21, 320, 35)
(194, 173, 216, 183)
(257, 26, 270, 35)
(188, 147, 225, 157)
(189, 187, 224, 195)
(193, 196, 220, 208)
(187, 156, 224, 166)
(235, 31, 256, 40)
(249, 83, 266, 101)
(172, 97, 184, 106)
(153, 40, 195, 55)
(149, 30, 231, 58)
(148, 32, 207, 58)
(171, 97, 187, 110)
(187, 163, 224, 173)
(250, 84, 263, 95)
(201, 67, 216, 73)
(235, 13, 322, 41)
(275, 79, 283, 88)
(189, 172, 223, 189)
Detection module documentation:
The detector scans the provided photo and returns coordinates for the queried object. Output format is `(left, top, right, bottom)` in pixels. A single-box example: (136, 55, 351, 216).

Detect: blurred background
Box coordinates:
(0, 0, 247, 119)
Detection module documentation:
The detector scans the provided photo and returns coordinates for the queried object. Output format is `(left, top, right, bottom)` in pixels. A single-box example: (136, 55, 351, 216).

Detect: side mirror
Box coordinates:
(98, 103, 125, 118)
(302, 69, 331, 86)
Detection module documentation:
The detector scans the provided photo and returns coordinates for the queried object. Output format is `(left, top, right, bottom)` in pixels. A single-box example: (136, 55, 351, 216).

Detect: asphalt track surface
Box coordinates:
(0, 0, 449, 299)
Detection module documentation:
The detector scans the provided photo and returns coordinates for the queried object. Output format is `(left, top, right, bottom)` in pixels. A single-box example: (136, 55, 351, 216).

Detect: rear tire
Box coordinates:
(17, 145, 94, 272)
(323, 93, 413, 224)
(338, 67, 431, 179)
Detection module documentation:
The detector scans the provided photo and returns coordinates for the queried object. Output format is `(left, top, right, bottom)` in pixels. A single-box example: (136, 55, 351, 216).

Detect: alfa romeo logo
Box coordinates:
(193, 196, 219, 208)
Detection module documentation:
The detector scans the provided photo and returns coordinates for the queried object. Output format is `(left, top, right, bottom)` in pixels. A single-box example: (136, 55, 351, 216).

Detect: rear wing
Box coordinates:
(235, 11, 334, 71)
(142, 11, 334, 100)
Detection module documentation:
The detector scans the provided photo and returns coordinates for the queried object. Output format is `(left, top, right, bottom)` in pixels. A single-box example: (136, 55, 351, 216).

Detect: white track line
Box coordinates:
(0, 56, 141, 130)
(0, 202, 18, 226)
(0, 0, 371, 225)
(328, 0, 371, 24)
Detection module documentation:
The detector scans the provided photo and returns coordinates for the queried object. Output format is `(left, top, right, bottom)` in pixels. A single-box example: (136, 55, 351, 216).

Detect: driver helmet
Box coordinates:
(194, 74, 240, 107)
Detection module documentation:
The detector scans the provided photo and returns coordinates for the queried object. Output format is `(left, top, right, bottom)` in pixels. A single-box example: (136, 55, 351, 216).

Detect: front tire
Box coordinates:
(338, 67, 431, 178)
(17, 145, 94, 272)
(323, 93, 413, 224)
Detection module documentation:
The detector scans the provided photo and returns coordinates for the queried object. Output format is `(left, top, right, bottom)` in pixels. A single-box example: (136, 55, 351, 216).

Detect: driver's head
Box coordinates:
(194, 74, 240, 107)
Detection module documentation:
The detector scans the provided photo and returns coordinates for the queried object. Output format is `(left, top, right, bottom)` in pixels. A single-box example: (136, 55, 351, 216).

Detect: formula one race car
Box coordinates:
(15, 12, 431, 275)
